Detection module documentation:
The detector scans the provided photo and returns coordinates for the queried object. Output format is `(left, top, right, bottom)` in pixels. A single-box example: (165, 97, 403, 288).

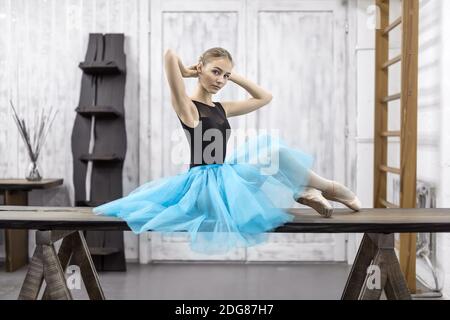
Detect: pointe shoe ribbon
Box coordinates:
(321, 181, 361, 212)
(295, 188, 334, 218)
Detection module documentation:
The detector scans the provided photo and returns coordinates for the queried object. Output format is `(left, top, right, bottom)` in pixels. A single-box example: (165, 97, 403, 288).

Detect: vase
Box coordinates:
(26, 159, 42, 181)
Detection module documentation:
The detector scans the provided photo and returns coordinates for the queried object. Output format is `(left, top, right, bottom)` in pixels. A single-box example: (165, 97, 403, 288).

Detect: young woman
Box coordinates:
(94, 47, 361, 254)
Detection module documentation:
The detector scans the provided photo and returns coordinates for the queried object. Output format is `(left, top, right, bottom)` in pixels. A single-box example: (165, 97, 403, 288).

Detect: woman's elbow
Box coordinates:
(164, 49, 175, 60)
(258, 94, 272, 109)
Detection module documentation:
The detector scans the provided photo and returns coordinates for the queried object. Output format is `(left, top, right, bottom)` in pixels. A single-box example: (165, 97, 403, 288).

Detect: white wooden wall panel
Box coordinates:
(424, 0, 450, 299)
(439, 0, 450, 295)
(247, 0, 348, 262)
(0, 0, 142, 261)
(146, 0, 248, 261)
(414, 0, 445, 295)
(161, 11, 241, 176)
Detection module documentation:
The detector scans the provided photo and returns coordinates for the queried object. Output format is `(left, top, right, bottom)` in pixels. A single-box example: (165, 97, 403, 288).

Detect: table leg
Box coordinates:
(19, 230, 105, 300)
(4, 190, 29, 272)
(18, 246, 44, 300)
(341, 234, 377, 299)
(341, 233, 412, 300)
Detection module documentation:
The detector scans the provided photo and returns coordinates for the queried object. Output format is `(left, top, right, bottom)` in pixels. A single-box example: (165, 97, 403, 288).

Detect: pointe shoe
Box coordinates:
(295, 188, 334, 218)
(322, 181, 362, 212)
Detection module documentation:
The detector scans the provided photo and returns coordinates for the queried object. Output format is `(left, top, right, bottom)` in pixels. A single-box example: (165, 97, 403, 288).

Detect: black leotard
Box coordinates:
(178, 100, 231, 168)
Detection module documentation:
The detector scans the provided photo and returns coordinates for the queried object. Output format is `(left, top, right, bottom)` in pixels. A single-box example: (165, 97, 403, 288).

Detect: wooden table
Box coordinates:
(0, 179, 63, 272)
(1, 206, 450, 300)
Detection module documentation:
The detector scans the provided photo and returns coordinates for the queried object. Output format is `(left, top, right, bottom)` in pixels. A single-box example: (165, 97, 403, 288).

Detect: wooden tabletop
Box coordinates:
(0, 206, 126, 230)
(281, 208, 450, 233)
(0, 179, 64, 191)
(1, 206, 450, 233)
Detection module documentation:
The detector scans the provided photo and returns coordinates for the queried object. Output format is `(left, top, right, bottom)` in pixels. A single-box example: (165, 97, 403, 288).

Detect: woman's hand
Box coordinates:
(166, 49, 198, 78)
(180, 64, 199, 78)
(219, 72, 273, 117)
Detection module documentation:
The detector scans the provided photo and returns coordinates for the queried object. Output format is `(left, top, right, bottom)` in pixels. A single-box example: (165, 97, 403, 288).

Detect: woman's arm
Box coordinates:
(164, 49, 198, 125)
(221, 72, 273, 117)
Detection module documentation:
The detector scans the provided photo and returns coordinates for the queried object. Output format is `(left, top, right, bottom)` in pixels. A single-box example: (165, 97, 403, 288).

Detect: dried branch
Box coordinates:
(9, 100, 58, 164)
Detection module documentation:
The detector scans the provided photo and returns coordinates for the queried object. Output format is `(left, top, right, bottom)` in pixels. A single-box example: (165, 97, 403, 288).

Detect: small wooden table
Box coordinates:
(0, 179, 63, 272)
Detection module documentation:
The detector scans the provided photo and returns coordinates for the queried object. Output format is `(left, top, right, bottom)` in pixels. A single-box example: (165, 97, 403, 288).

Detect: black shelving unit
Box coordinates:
(78, 61, 122, 75)
(79, 154, 124, 162)
(71, 33, 127, 272)
(75, 106, 122, 118)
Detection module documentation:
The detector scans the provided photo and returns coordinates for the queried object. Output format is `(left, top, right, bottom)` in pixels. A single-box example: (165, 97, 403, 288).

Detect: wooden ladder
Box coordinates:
(373, 0, 419, 293)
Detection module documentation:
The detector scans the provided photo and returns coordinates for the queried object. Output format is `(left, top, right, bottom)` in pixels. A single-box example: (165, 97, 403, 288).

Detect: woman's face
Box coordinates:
(198, 57, 233, 94)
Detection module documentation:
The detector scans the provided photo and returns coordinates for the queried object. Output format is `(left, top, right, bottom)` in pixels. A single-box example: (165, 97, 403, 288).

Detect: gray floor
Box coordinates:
(0, 261, 352, 300)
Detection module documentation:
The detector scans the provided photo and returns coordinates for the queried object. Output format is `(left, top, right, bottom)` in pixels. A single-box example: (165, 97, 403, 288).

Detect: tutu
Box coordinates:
(93, 134, 314, 254)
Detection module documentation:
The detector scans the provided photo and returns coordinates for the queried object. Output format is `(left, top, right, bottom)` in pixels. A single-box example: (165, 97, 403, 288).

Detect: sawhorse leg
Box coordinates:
(341, 233, 411, 300)
(18, 230, 105, 300)
(4, 190, 29, 272)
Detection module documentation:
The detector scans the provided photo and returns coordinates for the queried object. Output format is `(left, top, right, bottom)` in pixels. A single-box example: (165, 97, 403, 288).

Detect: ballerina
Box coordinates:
(93, 47, 361, 254)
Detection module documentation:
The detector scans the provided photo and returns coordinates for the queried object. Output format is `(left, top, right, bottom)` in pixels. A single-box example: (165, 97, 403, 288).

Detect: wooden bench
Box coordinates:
(2, 206, 450, 300)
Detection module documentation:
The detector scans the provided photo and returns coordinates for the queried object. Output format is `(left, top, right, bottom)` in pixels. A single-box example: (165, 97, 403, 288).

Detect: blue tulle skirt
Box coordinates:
(93, 134, 314, 254)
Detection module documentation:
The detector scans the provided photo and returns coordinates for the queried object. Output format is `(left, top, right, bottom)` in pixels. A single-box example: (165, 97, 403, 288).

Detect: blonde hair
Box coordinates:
(199, 47, 233, 66)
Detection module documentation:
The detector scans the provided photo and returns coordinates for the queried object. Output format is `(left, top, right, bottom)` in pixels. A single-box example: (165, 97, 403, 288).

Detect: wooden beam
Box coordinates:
(382, 93, 401, 103)
(382, 55, 401, 69)
(399, 0, 419, 294)
(383, 16, 402, 35)
(379, 198, 400, 209)
(341, 234, 378, 299)
(380, 131, 401, 137)
(3, 206, 450, 234)
(374, 0, 390, 209)
(380, 165, 401, 175)
(4, 190, 29, 272)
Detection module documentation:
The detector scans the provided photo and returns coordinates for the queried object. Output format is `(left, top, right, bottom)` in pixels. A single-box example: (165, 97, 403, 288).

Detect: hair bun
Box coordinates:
(199, 48, 233, 66)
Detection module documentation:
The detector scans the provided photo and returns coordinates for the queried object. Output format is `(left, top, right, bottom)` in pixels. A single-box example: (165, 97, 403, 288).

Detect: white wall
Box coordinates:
(437, 0, 450, 299)
(0, 0, 145, 262)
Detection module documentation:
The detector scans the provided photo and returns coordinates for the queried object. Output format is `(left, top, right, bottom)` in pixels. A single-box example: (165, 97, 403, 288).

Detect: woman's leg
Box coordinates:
(306, 170, 333, 192)
(271, 140, 360, 210)
(307, 170, 356, 199)
(306, 170, 361, 211)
